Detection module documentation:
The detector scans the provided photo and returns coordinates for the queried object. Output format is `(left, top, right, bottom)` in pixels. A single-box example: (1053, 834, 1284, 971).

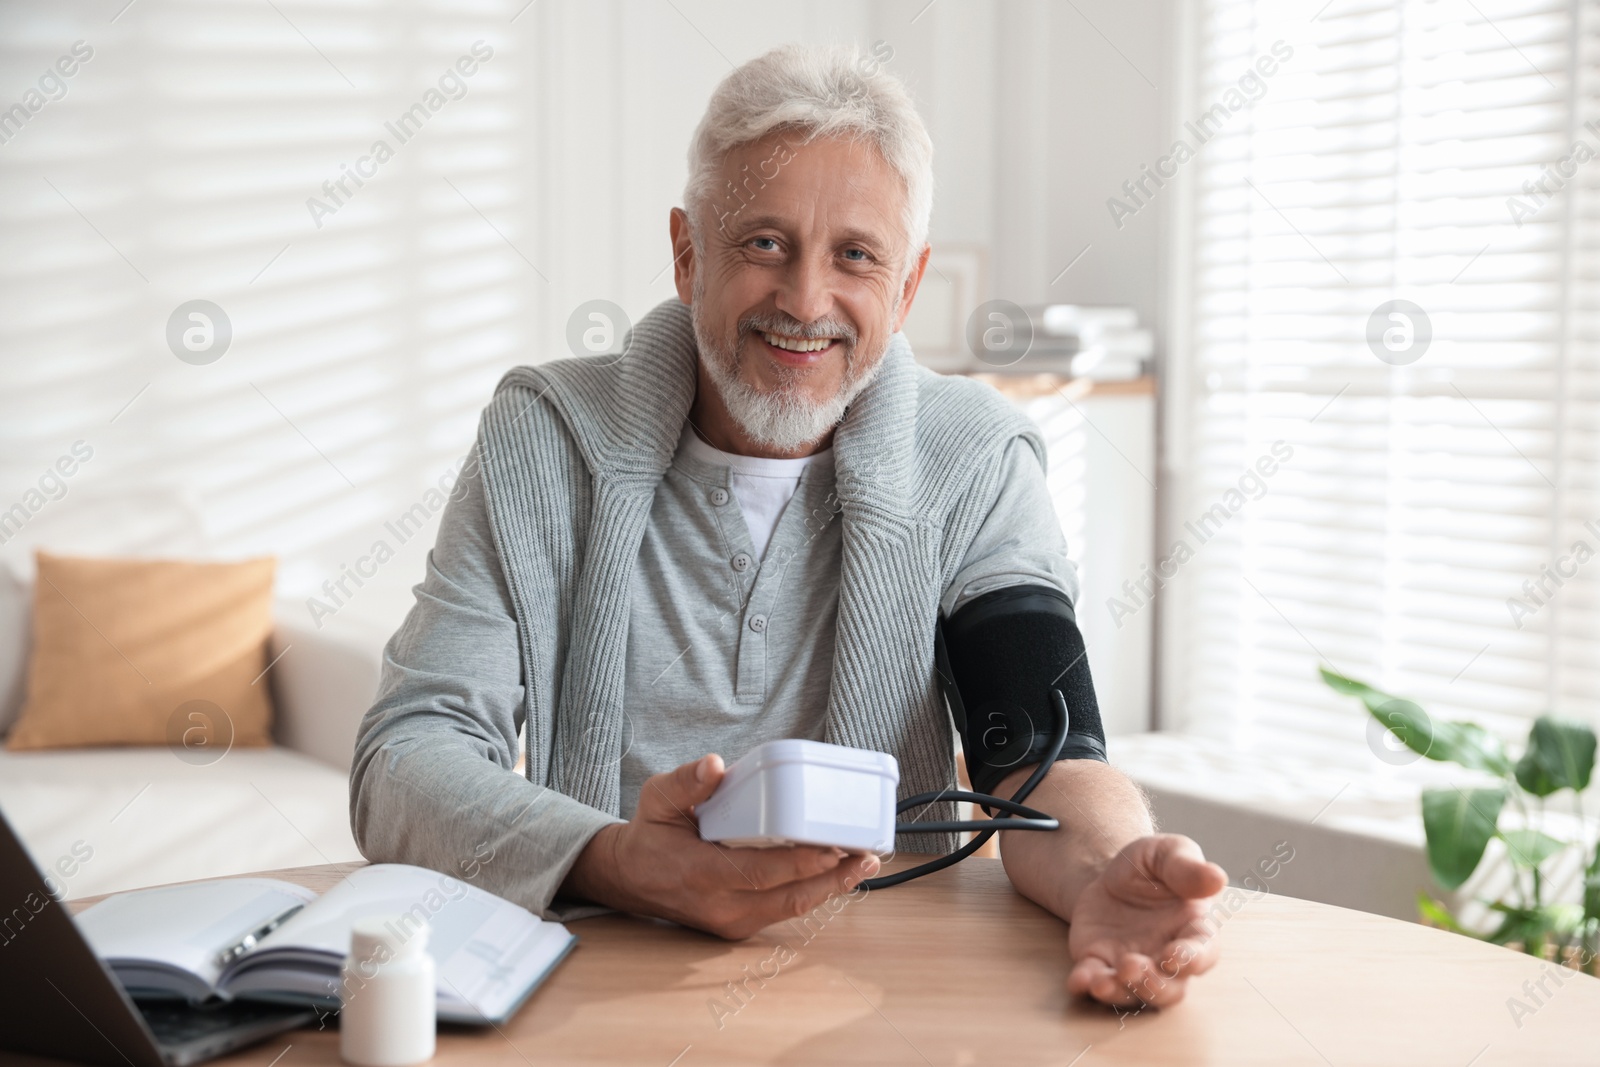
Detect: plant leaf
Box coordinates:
(1428, 719, 1514, 776)
(1367, 696, 1437, 758)
(1514, 716, 1597, 797)
(1485, 904, 1582, 954)
(1319, 666, 1378, 698)
(1550, 903, 1586, 941)
(1319, 666, 1513, 774)
(1487, 904, 1543, 947)
(1498, 828, 1567, 870)
(1422, 786, 1506, 890)
(1415, 891, 1465, 933)
(1585, 848, 1600, 924)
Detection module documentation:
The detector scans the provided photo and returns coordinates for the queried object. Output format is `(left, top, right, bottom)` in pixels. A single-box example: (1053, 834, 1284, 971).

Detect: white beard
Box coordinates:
(689, 283, 888, 453)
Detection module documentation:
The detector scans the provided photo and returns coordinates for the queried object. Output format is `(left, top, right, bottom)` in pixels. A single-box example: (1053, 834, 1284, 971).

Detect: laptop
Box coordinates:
(0, 809, 315, 1066)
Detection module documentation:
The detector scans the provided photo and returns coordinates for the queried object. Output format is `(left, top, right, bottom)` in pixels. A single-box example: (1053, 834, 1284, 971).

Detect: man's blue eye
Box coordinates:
(751, 237, 778, 251)
(843, 248, 868, 261)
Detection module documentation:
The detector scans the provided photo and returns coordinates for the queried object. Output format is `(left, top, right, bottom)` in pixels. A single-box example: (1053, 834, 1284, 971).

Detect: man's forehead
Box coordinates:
(714, 137, 906, 244)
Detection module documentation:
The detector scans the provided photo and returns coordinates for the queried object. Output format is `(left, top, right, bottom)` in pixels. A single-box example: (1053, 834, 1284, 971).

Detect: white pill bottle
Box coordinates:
(339, 915, 436, 1066)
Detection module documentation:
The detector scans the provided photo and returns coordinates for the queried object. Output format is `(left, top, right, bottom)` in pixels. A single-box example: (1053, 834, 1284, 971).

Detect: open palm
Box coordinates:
(1066, 834, 1228, 1008)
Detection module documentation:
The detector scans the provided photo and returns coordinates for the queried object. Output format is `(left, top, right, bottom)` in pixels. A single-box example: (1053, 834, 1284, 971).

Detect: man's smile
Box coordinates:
(755, 330, 842, 366)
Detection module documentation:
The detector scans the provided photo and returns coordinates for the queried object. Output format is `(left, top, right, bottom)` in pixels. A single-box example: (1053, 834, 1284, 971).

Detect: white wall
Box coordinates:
(0, 0, 1174, 721)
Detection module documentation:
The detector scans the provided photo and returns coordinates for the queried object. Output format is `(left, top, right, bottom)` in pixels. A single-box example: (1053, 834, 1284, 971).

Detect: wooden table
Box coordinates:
(72, 858, 1600, 1066)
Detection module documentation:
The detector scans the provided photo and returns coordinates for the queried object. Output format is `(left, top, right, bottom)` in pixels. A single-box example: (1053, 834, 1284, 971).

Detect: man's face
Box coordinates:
(671, 132, 929, 451)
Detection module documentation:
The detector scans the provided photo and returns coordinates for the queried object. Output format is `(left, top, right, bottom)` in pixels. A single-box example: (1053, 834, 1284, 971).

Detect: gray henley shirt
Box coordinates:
(378, 414, 1078, 901)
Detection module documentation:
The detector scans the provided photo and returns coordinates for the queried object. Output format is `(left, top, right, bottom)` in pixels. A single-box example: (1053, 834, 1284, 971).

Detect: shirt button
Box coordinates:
(710, 487, 730, 506)
(731, 552, 752, 572)
(748, 614, 767, 633)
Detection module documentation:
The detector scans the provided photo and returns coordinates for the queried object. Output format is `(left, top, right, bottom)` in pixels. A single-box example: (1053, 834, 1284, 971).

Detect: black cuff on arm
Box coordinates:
(936, 584, 1108, 797)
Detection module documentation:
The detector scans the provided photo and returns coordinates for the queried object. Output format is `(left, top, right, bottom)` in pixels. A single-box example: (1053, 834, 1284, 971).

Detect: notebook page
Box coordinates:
(229, 863, 573, 1023)
(77, 878, 316, 995)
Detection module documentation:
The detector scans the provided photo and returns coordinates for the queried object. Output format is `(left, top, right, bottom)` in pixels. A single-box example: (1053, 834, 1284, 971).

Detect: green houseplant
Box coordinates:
(1320, 666, 1600, 967)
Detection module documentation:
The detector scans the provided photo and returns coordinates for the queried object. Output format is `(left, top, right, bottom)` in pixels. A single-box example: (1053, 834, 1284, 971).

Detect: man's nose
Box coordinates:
(774, 253, 833, 328)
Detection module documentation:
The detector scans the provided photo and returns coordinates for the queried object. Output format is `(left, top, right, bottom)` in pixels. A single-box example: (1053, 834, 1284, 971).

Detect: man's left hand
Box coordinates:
(1066, 834, 1228, 1009)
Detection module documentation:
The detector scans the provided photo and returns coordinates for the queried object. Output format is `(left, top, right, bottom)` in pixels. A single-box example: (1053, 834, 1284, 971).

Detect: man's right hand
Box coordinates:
(561, 753, 880, 939)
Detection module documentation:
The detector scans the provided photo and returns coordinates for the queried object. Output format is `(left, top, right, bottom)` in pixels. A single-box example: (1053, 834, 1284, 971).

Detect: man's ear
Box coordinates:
(892, 244, 932, 333)
(669, 207, 697, 306)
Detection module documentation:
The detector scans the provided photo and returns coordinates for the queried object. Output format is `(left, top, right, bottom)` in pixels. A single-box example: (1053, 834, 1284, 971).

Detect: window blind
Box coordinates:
(1163, 0, 1600, 752)
(0, 1, 904, 627)
(0, 3, 534, 609)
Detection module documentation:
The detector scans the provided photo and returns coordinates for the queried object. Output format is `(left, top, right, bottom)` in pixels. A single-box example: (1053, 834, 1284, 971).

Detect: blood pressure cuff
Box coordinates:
(936, 584, 1107, 797)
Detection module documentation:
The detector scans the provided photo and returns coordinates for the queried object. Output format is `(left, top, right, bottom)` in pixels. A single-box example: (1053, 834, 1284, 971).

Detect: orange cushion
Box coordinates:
(6, 551, 276, 752)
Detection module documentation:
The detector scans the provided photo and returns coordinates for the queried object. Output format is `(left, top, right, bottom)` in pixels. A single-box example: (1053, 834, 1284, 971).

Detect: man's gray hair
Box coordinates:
(683, 42, 933, 279)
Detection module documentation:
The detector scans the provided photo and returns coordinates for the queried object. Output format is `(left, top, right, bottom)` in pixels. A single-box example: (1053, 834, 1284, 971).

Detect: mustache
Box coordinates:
(738, 312, 858, 344)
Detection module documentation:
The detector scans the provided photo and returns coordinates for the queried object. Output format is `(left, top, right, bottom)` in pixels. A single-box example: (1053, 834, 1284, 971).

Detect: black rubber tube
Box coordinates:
(860, 688, 1070, 890)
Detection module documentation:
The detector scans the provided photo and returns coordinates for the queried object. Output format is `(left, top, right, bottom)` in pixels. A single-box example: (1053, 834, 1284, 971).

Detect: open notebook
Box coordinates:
(75, 864, 576, 1026)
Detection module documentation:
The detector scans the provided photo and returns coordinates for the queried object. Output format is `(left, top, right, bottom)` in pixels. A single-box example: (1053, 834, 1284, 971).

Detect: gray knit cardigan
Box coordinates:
(476, 297, 1045, 854)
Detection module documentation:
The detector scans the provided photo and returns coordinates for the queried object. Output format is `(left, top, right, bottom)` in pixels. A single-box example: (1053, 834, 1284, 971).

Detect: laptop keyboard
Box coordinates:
(138, 999, 311, 1044)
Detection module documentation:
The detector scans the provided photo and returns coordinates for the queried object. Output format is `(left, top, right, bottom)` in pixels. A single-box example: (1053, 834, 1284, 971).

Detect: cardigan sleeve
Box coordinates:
(348, 456, 624, 921)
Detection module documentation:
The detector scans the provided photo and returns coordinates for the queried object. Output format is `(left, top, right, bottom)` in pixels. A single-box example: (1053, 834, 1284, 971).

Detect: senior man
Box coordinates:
(351, 43, 1226, 1009)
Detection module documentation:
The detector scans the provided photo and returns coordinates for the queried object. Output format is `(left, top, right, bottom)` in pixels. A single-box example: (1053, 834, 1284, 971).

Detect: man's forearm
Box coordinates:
(992, 760, 1154, 921)
(350, 724, 622, 919)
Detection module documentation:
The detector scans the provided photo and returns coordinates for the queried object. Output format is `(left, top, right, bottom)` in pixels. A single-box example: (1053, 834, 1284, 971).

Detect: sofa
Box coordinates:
(0, 563, 382, 900)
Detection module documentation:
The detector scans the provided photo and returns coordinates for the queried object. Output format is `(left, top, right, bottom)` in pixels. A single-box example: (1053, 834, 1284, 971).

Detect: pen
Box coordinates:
(215, 904, 304, 968)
